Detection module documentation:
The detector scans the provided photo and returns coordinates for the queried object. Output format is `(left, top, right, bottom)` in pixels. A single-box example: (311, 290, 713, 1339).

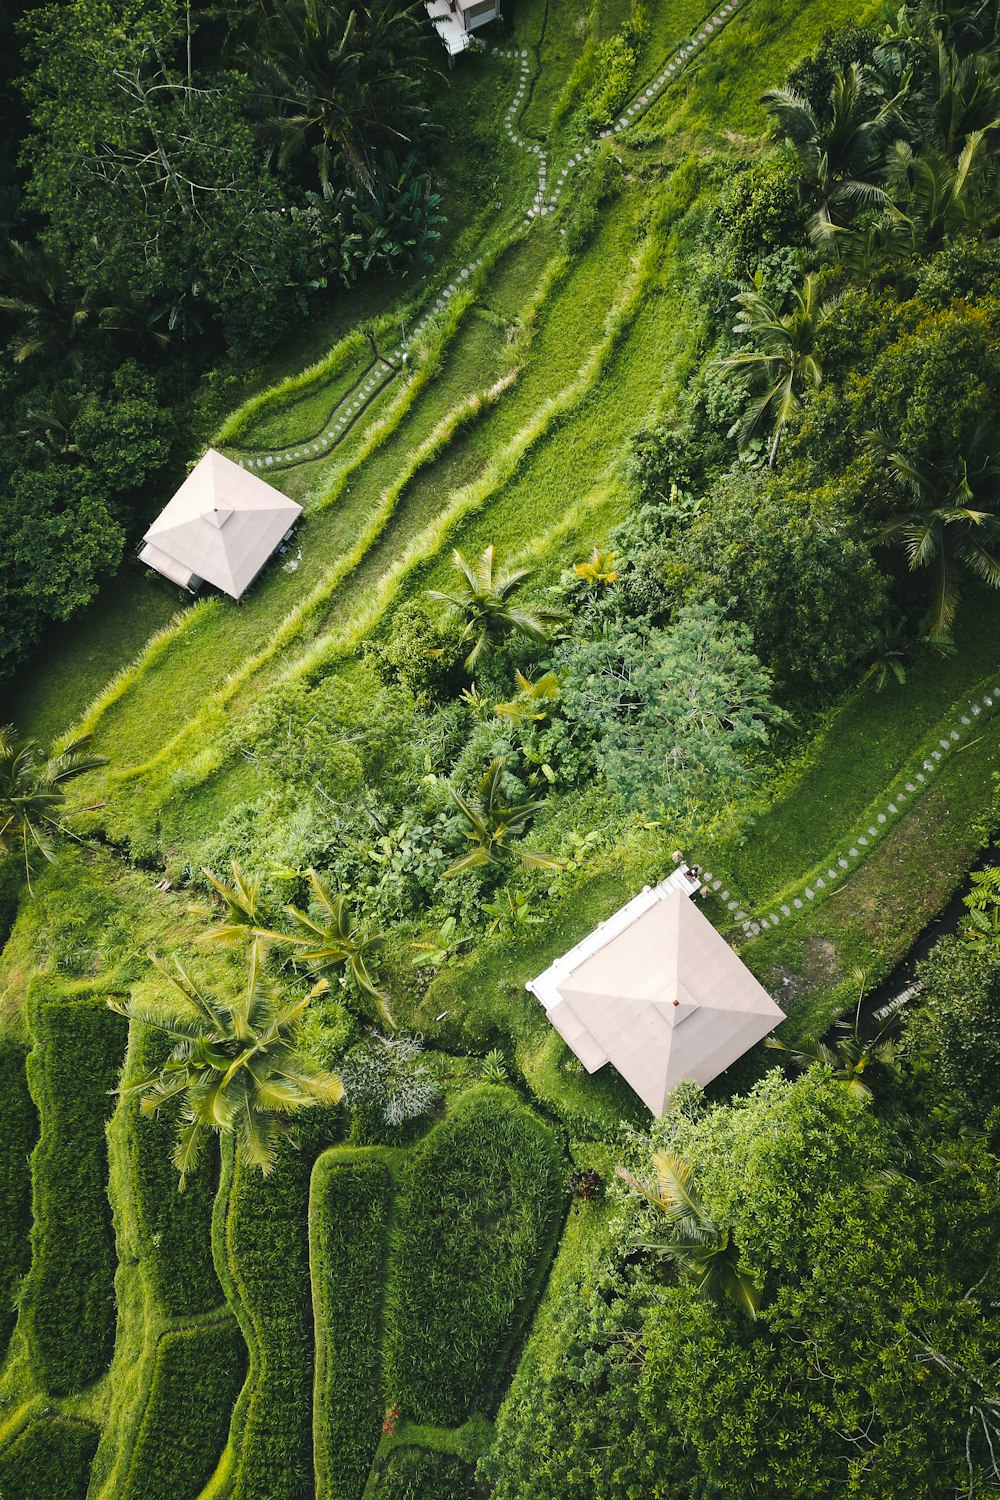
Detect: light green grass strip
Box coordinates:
(160, 221, 660, 796)
(53, 601, 216, 754)
(730, 674, 1000, 932)
(217, 328, 372, 448)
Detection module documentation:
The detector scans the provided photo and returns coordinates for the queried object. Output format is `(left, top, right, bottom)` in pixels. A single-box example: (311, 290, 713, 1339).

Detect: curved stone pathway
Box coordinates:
(697, 681, 1000, 937)
(234, 0, 751, 475)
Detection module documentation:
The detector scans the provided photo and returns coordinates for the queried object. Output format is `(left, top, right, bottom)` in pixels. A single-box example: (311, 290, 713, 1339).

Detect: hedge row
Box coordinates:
(312, 1154, 394, 1500)
(0, 1416, 99, 1500)
(120, 1320, 247, 1500)
(370, 1448, 474, 1500)
(0, 1047, 36, 1357)
(22, 991, 125, 1394)
(228, 1113, 343, 1500)
(123, 1026, 220, 1316)
(383, 1087, 563, 1425)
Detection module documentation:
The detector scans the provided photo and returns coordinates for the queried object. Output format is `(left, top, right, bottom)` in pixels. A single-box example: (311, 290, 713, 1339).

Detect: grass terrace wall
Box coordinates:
(226, 1114, 344, 1500)
(119, 1321, 247, 1500)
(22, 987, 125, 1394)
(312, 1152, 395, 1500)
(0, 1416, 99, 1500)
(369, 1448, 474, 1500)
(383, 1087, 563, 1426)
(122, 1027, 220, 1316)
(0, 1046, 36, 1356)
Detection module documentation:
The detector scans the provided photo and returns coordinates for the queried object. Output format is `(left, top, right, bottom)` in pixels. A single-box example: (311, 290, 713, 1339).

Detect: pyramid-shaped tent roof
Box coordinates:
(527, 874, 784, 1114)
(141, 449, 302, 599)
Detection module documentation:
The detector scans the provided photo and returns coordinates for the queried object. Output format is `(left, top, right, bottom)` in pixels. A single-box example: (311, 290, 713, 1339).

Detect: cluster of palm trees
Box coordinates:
(720, 1, 1000, 635)
(764, 9, 1000, 261)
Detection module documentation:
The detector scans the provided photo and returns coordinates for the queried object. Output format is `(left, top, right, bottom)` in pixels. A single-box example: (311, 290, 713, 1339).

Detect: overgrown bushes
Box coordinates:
(120, 1322, 247, 1500)
(123, 1025, 220, 1316)
(312, 1152, 395, 1500)
(0, 1416, 99, 1500)
(0, 1046, 36, 1356)
(22, 987, 125, 1394)
(383, 1087, 563, 1424)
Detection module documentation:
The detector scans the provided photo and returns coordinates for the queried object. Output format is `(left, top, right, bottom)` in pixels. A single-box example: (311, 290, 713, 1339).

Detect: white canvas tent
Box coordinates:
(527, 870, 785, 1114)
(139, 449, 302, 600)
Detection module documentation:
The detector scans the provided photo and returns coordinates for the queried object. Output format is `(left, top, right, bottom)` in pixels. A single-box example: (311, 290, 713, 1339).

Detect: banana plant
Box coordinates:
(494, 670, 560, 725)
(444, 758, 563, 877)
(256, 868, 392, 1027)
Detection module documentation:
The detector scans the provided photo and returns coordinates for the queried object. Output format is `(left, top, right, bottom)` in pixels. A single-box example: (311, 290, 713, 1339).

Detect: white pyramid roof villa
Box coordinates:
(527, 869, 785, 1115)
(139, 449, 302, 599)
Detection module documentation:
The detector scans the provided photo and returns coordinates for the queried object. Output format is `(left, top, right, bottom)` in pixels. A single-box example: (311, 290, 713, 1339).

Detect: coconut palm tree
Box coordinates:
(19, 390, 85, 458)
(444, 757, 563, 877)
(763, 64, 892, 235)
(874, 421, 1000, 635)
(617, 1151, 762, 1318)
(197, 861, 265, 946)
(767, 969, 902, 1098)
(109, 941, 342, 1187)
(721, 272, 841, 467)
(247, 0, 432, 194)
(257, 868, 391, 1025)
(882, 129, 995, 252)
(0, 242, 96, 367)
(428, 546, 566, 670)
(0, 726, 106, 889)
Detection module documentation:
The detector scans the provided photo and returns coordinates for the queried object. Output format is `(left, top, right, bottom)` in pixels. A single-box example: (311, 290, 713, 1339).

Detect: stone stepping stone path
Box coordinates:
(696, 684, 1000, 939)
(236, 1, 749, 474)
(235, 251, 487, 473)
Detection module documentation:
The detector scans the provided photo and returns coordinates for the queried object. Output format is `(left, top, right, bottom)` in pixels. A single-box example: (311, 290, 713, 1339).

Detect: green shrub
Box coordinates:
(0, 1046, 36, 1356)
(383, 1087, 563, 1424)
(123, 1026, 220, 1316)
(0, 1416, 99, 1500)
(312, 1153, 395, 1500)
(22, 989, 125, 1394)
(228, 1114, 343, 1500)
(120, 1322, 247, 1500)
(371, 1448, 474, 1500)
(904, 936, 1000, 1123)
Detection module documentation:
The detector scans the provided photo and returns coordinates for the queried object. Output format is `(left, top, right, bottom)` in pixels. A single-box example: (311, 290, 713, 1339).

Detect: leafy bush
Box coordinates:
(371, 1448, 474, 1500)
(0, 1046, 35, 1358)
(22, 988, 125, 1394)
(313, 1154, 394, 1500)
(120, 1322, 247, 1500)
(673, 466, 888, 699)
(123, 1025, 220, 1316)
(0, 1416, 99, 1500)
(551, 600, 784, 818)
(903, 935, 1000, 1122)
(342, 1034, 441, 1130)
(227, 1114, 343, 1500)
(383, 1086, 563, 1424)
(0, 462, 125, 681)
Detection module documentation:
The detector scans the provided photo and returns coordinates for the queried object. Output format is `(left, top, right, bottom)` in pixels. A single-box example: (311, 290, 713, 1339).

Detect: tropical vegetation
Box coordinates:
(0, 0, 999, 1493)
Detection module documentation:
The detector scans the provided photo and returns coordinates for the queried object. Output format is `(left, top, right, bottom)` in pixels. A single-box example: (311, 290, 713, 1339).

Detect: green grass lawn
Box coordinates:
(701, 587, 1000, 909)
(3, 573, 179, 748)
